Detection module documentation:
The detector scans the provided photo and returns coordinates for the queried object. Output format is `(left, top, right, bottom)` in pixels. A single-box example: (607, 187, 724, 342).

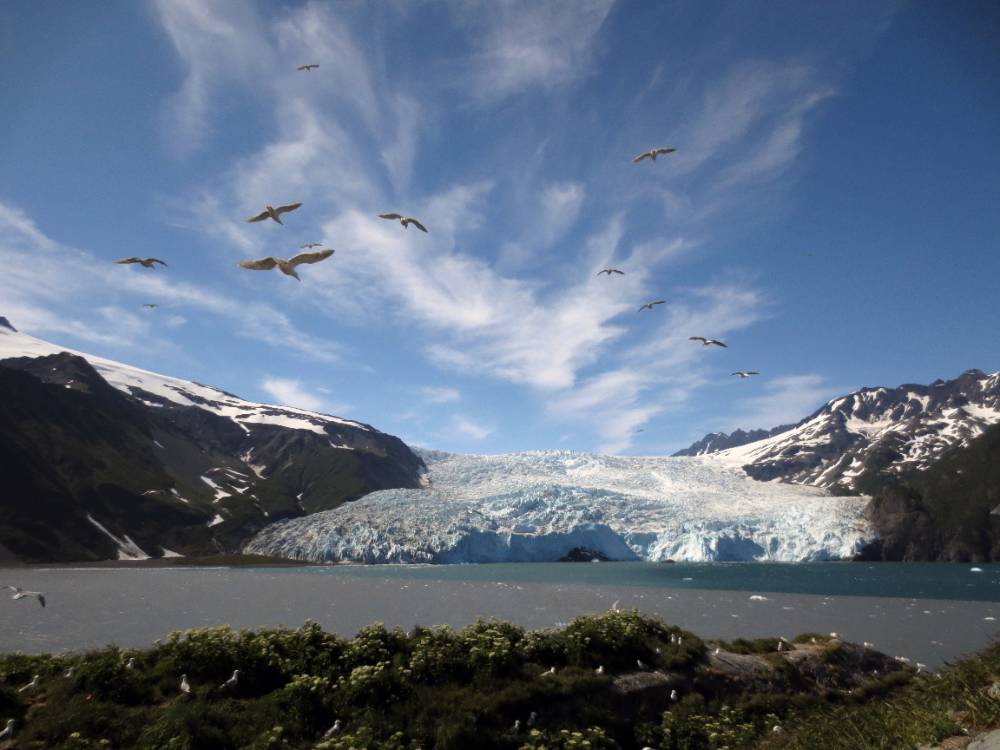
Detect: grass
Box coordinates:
(0, 613, 996, 749)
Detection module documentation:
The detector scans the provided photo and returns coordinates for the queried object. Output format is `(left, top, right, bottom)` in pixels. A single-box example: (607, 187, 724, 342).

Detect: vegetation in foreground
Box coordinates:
(0, 612, 996, 750)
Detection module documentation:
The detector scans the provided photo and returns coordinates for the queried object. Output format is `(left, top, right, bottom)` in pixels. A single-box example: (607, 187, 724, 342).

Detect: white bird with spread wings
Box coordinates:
(238, 248, 334, 280)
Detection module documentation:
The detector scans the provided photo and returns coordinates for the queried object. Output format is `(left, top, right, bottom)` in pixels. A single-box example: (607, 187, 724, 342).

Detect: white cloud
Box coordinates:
(260, 377, 326, 412)
(421, 386, 461, 404)
(540, 181, 586, 246)
(451, 415, 493, 441)
(461, 0, 614, 103)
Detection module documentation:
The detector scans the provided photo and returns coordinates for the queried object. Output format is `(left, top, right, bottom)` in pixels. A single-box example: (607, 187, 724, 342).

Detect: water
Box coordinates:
(0, 563, 996, 668)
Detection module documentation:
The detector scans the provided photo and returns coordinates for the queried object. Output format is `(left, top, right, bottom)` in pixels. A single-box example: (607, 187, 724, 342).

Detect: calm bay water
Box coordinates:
(0, 562, 996, 668)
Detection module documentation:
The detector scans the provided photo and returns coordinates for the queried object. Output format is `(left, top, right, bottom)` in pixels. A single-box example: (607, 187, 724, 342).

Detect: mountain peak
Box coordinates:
(0, 317, 16, 332)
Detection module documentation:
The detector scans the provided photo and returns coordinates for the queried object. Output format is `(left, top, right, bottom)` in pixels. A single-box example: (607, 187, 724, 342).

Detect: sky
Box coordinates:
(1, 1, 998, 455)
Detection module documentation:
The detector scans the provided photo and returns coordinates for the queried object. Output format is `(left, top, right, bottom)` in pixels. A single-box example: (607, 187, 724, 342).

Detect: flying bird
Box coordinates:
(141, 303, 158, 309)
(638, 300, 666, 311)
(597, 268, 624, 276)
(115, 257, 166, 268)
(633, 147, 676, 163)
(18, 675, 39, 693)
(0, 719, 13, 740)
(246, 202, 303, 225)
(689, 336, 727, 347)
(300, 243, 323, 249)
(378, 213, 428, 232)
(4, 586, 45, 607)
(238, 248, 334, 280)
(297, 63, 319, 71)
(732, 371, 760, 379)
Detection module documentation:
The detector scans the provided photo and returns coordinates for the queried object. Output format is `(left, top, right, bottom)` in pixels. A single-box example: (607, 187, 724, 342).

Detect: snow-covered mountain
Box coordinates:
(672, 426, 792, 457)
(0, 318, 424, 562)
(688, 369, 1000, 491)
(246, 450, 871, 563)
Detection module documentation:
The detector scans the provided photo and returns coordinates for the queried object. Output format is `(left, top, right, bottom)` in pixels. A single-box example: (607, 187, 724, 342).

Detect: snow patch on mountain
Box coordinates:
(0, 324, 368, 437)
(246, 450, 871, 563)
(86, 514, 151, 561)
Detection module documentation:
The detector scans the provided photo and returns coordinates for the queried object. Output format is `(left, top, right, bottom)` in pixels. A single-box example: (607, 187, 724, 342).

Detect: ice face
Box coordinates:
(246, 450, 872, 563)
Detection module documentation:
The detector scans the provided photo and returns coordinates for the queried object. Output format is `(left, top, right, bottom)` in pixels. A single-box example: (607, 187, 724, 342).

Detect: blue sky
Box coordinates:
(1, 0, 998, 454)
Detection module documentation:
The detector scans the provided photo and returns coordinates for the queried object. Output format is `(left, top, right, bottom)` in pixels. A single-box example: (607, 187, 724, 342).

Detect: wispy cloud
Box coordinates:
(451, 415, 493, 441)
(723, 374, 842, 431)
(421, 386, 461, 404)
(260, 377, 327, 412)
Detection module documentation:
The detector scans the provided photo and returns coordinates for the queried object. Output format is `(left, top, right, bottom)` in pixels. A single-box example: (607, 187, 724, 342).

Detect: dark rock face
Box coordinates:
(0, 351, 426, 563)
(855, 422, 1000, 562)
(558, 547, 611, 562)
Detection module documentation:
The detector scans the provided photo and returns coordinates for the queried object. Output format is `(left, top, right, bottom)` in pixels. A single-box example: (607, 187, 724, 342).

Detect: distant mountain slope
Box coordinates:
(0, 319, 425, 562)
(672, 426, 792, 457)
(688, 369, 1000, 491)
(857, 422, 1000, 562)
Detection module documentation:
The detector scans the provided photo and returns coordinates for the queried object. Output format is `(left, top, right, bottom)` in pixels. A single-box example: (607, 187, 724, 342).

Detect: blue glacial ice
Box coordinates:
(245, 450, 873, 563)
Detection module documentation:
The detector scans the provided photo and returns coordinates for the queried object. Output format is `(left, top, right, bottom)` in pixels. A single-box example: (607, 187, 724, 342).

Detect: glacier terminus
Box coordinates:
(246, 449, 872, 564)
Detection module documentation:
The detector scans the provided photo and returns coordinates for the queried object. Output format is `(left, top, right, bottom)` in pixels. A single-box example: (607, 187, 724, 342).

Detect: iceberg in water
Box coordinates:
(245, 450, 872, 563)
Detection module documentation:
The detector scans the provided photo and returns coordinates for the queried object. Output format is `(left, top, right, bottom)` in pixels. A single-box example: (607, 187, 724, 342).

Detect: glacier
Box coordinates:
(246, 450, 873, 563)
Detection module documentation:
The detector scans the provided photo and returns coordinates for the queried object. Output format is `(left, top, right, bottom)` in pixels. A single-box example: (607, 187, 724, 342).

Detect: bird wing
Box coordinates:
(149, 258, 167, 266)
(114, 257, 142, 264)
(654, 147, 677, 156)
(405, 218, 428, 232)
(747, 371, 760, 375)
(246, 210, 271, 223)
(378, 213, 402, 220)
(238, 257, 280, 271)
(633, 151, 651, 163)
(274, 202, 302, 216)
(652, 300, 665, 305)
(710, 340, 728, 347)
(689, 336, 706, 342)
(596, 269, 609, 275)
(611, 269, 624, 274)
(289, 248, 334, 266)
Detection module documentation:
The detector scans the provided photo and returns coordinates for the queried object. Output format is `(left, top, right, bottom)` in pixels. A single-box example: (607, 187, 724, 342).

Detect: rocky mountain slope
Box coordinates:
(0, 318, 425, 562)
(856, 422, 1000, 562)
(672, 425, 792, 457)
(684, 369, 1000, 492)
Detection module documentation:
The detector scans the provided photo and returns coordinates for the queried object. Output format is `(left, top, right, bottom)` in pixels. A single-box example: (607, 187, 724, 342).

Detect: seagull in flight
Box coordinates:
(597, 268, 624, 276)
(633, 147, 676, 163)
(689, 336, 727, 347)
(246, 202, 303, 225)
(732, 371, 760, 379)
(297, 63, 319, 71)
(238, 248, 334, 280)
(115, 257, 166, 268)
(638, 300, 666, 311)
(378, 213, 428, 232)
(142, 303, 158, 309)
(4, 586, 45, 607)
(300, 243, 323, 249)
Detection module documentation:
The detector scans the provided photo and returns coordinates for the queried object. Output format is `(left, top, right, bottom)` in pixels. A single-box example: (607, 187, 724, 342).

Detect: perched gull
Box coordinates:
(246, 202, 303, 225)
(638, 300, 666, 312)
(511, 719, 521, 733)
(670, 689, 679, 701)
(238, 248, 334, 281)
(0, 720, 13, 740)
(713, 647, 721, 655)
(689, 336, 727, 347)
(633, 147, 676, 163)
(180, 674, 191, 695)
(297, 64, 319, 71)
(610, 600, 620, 612)
(526, 711, 537, 728)
(18, 675, 40, 693)
(636, 659, 648, 670)
(4, 585, 45, 607)
(830, 632, 840, 639)
(300, 243, 323, 249)
(732, 371, 760, 379)
(597, 268, 624, 276)
(777, 641, 784, 652)
(772, 726, 784, 735)
(595, 665, 604, 675)
(125, 657, 136, 670)
(64, 666, 75, 678)
(378, 213, 428, 232)
(114, 257, 166, 268)
(541, 667, 556, 677)
(219, 669, 240, 690)
(141, 303, 158, 309)
(322, 720, 343, 739)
